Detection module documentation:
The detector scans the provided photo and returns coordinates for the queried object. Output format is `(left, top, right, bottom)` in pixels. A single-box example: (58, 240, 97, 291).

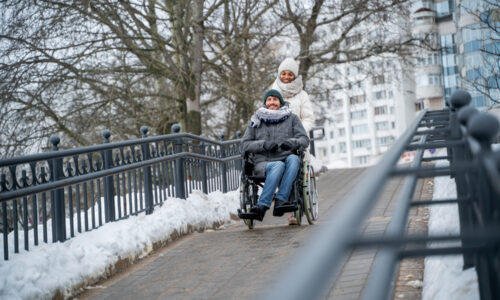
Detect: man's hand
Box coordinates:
(263, 141, 279, 152)
(280, 140, 296, 151)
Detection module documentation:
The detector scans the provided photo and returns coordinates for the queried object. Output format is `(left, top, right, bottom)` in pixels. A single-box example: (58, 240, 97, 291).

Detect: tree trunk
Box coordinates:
(187, 0, 204, 135)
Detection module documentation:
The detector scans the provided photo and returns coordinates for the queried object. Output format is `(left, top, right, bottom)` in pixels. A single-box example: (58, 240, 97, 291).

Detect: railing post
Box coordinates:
(309, 129, 316, 156)
(102, 130, 115, 222)
(449, 90, 474, 269)
(172, 124, 186, 199)
(200, 137, 208, 194)
(1, 174, 8, 260)
(235, 131, 242, 173)
(219, 133, 228, 193)
(467, 112, 500, 300)
(141, 126, 154, 214)
(49, 136, 66, 242)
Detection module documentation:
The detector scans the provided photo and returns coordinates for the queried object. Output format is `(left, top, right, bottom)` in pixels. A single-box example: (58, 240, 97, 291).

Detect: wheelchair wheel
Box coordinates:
(305, 165, 319, 222)
(239, 181, 254, 229)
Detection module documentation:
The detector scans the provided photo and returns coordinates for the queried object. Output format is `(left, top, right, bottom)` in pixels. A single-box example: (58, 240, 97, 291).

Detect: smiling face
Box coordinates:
(280, 70, 295, 84)
(265, 95, 281, 110)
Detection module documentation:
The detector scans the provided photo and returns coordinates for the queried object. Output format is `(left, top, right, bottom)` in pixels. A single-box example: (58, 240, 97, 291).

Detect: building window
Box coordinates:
(350, 110, 367, 119)
(375, 121, 390, 130)
(330, 131, 334, 139)
(377, 136, 395, 146)
(435, 1, 452, 17)
(471, 95, 489, 107)
(416, 52, 440, 66)
(352, 139, 371, 149)
(331, 145, 335, 153)
(355, 155, 370, 165)
(373, 90, 387, 100)
(352, 124, 369, 134)
(416, 74, 442, 86)
(464, 40, 481, 53)
(335, 113, 344, 123)
(338, 128, 346, 137)
(392, 121, 396, 129)
(372, 75, 385, 85)
(349, 95, 366, 105)
(339, 142, 347, 153)
(390, 106, 395, 114)
(374, 106, 387, 115)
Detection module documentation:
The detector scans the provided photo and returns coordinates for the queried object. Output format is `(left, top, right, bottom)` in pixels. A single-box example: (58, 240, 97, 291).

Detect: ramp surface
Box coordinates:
(79, 168, 427, 300)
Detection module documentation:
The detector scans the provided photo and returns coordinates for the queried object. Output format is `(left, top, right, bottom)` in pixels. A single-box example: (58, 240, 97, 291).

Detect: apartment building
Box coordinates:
(315, 0, 498, 168)
(315, 59, 417, 167)
(413, 0, 499, 108)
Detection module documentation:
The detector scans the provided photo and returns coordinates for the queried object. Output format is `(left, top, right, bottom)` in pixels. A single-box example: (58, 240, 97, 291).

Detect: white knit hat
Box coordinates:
(278, 57, 299, 77)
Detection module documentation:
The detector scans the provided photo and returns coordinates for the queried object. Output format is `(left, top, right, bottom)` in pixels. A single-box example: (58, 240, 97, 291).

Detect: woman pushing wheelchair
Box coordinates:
(240, 89, 309, 223)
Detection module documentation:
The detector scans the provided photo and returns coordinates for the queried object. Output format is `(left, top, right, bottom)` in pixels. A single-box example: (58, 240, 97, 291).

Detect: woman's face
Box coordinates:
(265, 96, 281, 110)
(280, 70, 295, 84)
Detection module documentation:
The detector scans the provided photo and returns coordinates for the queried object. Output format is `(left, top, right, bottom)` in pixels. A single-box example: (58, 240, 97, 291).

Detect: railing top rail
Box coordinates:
(0, 151, 241, 202)
(0, 132, 241, 167)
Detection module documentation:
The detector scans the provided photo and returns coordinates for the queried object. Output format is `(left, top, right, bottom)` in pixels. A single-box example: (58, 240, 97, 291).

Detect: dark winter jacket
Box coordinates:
(241, 113, 309, 176)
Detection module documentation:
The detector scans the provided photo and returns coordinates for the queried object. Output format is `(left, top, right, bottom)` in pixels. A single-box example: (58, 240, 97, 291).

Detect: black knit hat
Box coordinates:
(263, 89, 284, 106)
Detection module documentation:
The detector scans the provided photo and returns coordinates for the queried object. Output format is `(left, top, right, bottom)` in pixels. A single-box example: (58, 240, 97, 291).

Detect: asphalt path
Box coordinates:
(78, 167, 407, 300)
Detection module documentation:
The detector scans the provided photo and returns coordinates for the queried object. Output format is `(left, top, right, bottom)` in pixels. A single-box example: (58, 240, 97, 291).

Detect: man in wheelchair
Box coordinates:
(240, 89, 309, 222)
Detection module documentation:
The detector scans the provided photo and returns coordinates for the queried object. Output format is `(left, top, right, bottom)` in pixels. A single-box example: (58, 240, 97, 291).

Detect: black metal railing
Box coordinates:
(0, 124, 242, 260)
(267, 90, 500, 300)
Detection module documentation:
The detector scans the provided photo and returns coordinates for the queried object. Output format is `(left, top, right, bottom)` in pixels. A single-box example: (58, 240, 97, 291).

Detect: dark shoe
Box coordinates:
(250, 205, 268, 222)
(273, 199, 286, 216)
(273, 199, 296, 216)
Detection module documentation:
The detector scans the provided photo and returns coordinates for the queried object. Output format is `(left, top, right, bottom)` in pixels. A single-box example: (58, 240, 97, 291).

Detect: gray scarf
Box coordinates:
(275, 75, 303, 98)
(250, 105, 291, 128)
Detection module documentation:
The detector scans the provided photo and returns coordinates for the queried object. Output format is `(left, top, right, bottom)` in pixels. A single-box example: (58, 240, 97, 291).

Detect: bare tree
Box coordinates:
(202, 0, 285, 137)
(461, 0, 499, 106)
(1, 0, 229, 157)
(275, 0, 420, 87)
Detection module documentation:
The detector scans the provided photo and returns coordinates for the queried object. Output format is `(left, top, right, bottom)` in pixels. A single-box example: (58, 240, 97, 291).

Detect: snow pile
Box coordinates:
(309, 154, 328, 173)
(0, 190, 239, 300)
(422, 158, 479, 300)
(326, 159, 349, 170)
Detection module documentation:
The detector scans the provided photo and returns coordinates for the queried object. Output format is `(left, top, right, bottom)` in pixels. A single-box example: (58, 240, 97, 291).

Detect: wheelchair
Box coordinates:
(237, 149, 319, 229)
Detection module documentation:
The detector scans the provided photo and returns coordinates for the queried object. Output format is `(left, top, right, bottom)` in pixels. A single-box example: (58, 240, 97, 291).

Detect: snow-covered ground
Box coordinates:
(0, 190, 240, 300)
(422, 158, 479, 299)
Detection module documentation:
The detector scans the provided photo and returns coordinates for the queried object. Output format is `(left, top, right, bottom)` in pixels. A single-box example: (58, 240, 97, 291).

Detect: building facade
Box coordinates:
(315, 59, 417, 168)
(315, 0, 499, 168)
(413, 0, 499, 108)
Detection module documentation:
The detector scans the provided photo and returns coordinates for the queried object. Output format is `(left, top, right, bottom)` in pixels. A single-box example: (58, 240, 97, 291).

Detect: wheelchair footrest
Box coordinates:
(273, 204, 297, 216)
(238, 209, 261, 220)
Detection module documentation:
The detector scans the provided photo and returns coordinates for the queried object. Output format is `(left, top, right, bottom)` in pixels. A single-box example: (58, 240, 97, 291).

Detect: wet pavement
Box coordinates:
(78, 167, 427, 300)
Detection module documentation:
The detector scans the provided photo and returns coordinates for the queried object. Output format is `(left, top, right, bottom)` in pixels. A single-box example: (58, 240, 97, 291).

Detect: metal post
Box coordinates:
(102, 130, 115, 222)
(449, 90, 474, 269)
(49, 136, 66, 242)
(172, 124, 186, 199)
(200, 138, 208, 194)
(235, 131, 242, 173)
(141, 126, 154, 214)
(219, 133, 227, 193)
(309, 129, 316, 156)
(1, 174, 8, 260)
(467, 112, 500, 300)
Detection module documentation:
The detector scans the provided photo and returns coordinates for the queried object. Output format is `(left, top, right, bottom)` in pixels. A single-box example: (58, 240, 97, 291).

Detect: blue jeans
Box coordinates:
(257, 154, 300, 208)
